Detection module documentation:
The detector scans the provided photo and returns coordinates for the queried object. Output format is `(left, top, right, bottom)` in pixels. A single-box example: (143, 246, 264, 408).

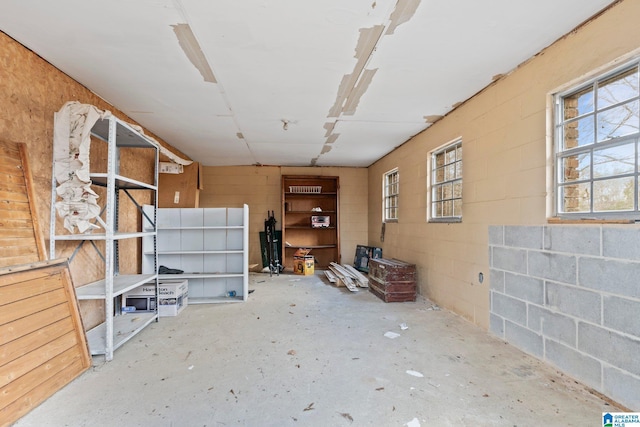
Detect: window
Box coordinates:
(429, 139, 462, 222)
(555, 62, 640, 219)
(383, 168, 399, 221)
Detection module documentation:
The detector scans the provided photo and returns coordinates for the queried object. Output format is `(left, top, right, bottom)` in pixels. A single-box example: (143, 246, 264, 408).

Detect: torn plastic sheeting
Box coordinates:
(384, 331, 400, 339)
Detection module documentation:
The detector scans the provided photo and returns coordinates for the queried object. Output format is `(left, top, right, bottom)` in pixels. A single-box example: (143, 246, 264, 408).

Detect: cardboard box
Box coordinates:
(158, 162, 202, 208)
(123, 280, 189, 317)
(157, 280, 188, 317)
(293, 248, 314, 275)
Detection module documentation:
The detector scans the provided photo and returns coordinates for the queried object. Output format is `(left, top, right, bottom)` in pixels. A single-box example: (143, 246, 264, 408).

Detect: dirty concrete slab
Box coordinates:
(13, 272, 621, 426)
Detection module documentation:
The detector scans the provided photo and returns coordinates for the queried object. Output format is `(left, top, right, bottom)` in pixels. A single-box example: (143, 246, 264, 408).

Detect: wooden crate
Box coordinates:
(368, 258, 417, 303)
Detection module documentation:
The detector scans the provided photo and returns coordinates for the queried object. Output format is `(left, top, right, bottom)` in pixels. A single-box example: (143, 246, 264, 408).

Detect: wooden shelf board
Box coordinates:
(285, 244, 337, 249)
(285, 226, 336, 229)
(284, 192, 337, 196)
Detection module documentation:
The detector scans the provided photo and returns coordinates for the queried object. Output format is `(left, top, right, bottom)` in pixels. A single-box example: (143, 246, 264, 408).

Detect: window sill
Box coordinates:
(548, 217, 635, 224)
(428, 217, 462, 224)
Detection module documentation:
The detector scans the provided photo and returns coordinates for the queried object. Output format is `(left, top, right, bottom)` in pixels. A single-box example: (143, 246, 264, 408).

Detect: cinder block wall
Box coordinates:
(489, 225, 640, 410)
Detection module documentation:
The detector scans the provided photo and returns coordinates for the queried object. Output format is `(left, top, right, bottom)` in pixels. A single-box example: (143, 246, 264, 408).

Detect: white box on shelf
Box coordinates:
(158, 280, 188, 317)
(123, 280, 188, 317)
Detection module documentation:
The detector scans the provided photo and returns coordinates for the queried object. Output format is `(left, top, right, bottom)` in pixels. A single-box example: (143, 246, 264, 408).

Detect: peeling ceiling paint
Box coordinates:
(0, 0, 617, 167)
(172, 23, 217, 84)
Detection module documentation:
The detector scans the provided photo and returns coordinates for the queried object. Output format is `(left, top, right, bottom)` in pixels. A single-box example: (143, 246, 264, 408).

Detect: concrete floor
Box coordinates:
(14, 272, 621, 427)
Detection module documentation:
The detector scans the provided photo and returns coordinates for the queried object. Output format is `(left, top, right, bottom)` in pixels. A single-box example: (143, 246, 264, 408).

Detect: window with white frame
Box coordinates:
(383, 168, 399, 222)
(555, 61, 640, 219)
(429, 139, 462, 222)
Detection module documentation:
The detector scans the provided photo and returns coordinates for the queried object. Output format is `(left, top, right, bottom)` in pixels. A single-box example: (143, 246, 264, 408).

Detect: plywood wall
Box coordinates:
(0, 32, 189, 329)
(199, 165, 368, 269)
(367, 0, 639, 329)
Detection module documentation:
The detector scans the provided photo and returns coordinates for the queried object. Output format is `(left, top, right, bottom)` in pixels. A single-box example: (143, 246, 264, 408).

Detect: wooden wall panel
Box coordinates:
(0, 141, 46, 267)
(0, 259, 90, 427)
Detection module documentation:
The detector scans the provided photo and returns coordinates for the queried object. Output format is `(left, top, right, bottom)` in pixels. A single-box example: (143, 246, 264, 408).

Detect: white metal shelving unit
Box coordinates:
(142, 205, 249, 303)
(50, 116, 159, 361)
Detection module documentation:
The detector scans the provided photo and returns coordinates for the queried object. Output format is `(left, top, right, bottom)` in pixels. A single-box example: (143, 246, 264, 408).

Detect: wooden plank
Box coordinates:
(328, 263, 358, 292)
(0, 218, 34, 230)
(0, 288, 66, 326)
(0, 244, 36, 258)
(0, 317, 73, 368)
(0, 348, 84, 422)
(0, 331, 78, 390)
(0, 203, 32, 217)
(18, 143, 46, 261)
(0, 181, 27, 195)
(0, 190, 28, 204)
(0, 227, 35, 239)
(0, 156, 22, 172)
(60, 266, 90, 360)
(0, 271, 62, 305)
(0, 236, 37, 247)
(1, 360, 85, 427)
(0, 305, 69, 346)
(0, 246, 89, 427)
(0, 256, 47, 270)
(0, 262, 64, 285)
(323, 269, 338, 283)
(0, 142, 46, 268)
(342, 264, 369, 288)
(0, 144, 20, 160)
(0, 172, 25, 185)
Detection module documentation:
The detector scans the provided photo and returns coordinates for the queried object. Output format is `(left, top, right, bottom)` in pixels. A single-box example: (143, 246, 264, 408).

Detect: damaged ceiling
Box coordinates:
(0, 0, 616, 167)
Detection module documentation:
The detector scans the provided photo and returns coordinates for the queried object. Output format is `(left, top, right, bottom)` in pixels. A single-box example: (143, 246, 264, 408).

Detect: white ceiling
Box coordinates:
(1, 0, 616, 167)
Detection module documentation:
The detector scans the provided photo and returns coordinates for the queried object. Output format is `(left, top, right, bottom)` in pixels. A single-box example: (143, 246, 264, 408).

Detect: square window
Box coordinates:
(555, 62, 640, 219)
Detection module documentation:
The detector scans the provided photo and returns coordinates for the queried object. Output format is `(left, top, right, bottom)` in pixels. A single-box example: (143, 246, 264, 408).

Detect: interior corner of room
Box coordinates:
(1, 0, 639, 424)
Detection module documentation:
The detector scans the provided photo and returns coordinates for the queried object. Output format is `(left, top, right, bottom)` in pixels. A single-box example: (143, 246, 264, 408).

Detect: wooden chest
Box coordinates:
(368, 258, 417, 302)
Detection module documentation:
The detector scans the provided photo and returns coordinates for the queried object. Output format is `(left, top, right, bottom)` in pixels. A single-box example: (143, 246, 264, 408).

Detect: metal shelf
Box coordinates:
(50, 114, 159, 361)
(76, 274, 157, 300)
(90, 173, 157, 191)
(157, 225, 244, 230)
(154, 250, 244, 255)
(85, 312, 158, 355)
(53, 231, 155, 241)
(158, 273, 243, 280)
(144, 206, 249, 302)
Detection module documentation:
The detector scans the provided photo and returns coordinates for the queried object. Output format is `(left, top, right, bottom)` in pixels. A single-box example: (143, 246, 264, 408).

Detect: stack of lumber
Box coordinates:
(325, 263, 370, 293)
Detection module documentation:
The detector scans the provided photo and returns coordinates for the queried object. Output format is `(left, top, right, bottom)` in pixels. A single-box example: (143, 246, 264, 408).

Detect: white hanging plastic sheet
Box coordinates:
(53, 101, 192, 233)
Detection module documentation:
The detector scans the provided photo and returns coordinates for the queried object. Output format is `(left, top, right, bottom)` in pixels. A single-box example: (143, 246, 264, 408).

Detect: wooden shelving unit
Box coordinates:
(282, 175, 340, 269)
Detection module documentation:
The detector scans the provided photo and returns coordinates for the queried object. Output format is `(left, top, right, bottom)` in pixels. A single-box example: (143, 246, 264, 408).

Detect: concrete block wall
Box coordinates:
(489, 225, 640, 410)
